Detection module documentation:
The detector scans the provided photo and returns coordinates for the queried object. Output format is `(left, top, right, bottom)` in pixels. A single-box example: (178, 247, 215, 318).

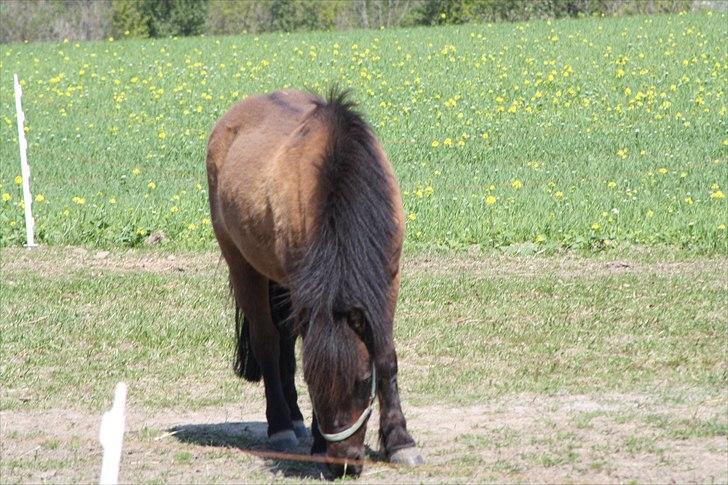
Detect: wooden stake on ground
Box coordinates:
(13, 73, 35, 249)
(99, 382, 127, 485)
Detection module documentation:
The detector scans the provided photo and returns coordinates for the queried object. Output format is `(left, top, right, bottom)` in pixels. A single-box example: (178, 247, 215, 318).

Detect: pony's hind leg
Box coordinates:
(221, 242, 298, 451)
(269, 282, 309, 438)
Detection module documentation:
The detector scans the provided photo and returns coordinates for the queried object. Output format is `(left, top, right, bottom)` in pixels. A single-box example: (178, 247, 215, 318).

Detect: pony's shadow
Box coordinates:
(169, 421, 382, 480)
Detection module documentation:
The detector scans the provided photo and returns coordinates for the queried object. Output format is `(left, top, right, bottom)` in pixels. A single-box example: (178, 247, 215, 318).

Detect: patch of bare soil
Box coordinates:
(403, 254, 728, 280)
(2, 392, 726, 483)
(4, 246, 726, 283)
(1, 246, 221, 279)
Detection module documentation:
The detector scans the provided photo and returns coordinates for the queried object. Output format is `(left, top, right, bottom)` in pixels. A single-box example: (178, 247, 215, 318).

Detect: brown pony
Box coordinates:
(206, 89, 423, 476)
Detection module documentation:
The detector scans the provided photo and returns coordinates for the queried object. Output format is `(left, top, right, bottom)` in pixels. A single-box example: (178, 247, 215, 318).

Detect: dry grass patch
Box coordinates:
(2, 392, 726, 483)
(4, 246, 727, 281)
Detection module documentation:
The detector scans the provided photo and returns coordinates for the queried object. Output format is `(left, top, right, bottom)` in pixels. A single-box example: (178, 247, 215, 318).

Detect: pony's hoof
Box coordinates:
(293, 420, 310, 438)
(389, 447, 424, 466)
(268, 429, 298, 451)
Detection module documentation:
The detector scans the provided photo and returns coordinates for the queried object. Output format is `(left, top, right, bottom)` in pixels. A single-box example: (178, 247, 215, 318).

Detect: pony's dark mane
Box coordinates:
(289, 88, 398, 406)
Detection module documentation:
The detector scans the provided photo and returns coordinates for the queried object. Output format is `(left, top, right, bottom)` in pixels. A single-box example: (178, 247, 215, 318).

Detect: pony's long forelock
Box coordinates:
(289, 88, 399, 407)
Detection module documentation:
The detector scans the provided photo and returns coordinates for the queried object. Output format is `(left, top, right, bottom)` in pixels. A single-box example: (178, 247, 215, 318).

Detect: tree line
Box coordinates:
(1, 0, 703, 43)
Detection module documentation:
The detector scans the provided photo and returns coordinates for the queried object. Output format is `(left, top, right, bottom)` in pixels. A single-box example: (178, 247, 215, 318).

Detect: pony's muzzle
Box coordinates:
(327, 449, 364, 477)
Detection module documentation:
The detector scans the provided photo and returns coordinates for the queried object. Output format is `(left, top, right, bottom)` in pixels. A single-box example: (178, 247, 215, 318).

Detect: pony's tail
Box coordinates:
(234, 304, 262, 382)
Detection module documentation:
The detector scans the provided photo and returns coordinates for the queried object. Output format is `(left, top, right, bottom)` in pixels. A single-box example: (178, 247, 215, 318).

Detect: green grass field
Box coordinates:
(3, 246, 727, 412)
(1, 12, 726, 252)
(2, 247, 726, 482)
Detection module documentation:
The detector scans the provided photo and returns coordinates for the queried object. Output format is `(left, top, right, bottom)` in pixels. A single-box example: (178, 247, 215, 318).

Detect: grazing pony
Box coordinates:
(206, 89, 423, 476)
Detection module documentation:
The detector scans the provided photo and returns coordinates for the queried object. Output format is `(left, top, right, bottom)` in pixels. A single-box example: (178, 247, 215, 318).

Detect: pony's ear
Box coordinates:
(347, 307, 366, 335)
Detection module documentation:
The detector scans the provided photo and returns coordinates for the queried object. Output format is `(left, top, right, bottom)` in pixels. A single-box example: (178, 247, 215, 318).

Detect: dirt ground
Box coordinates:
(4, 246, 726, 281)
(2, 391, 726, 483)
(3, 247, 727, 483)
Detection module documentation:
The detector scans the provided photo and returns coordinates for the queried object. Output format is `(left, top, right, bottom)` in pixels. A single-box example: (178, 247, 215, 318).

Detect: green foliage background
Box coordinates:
(0, 0, 705, 42)
(111, 0, 208, 38)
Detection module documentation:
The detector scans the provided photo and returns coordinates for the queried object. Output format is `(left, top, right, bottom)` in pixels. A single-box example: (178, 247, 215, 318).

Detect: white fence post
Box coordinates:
(13, 73, 35, 249)
(99, 382, 128, 485)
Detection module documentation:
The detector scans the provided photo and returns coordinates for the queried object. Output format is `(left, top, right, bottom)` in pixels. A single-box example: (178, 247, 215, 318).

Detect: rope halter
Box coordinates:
(317, 364, 376, 442)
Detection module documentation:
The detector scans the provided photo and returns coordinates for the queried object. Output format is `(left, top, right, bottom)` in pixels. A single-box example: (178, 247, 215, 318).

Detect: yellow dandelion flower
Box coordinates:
(617, 148, 628, 159)
(511, 179, 523, 190)
(148, 181, 156, 190)
(187, 223, 197, 231)
(109, 197, 117, 204)
(657, 167, 668, 175)
(2, 193, 11, 202)
(554, 191, 564, 200)
(14, 175, 22, 185)
(132, 167, 141, 176)
(72, 196, 86, 205)
(35, 193, 45, 203)
(607, 181, 617, 189)
(718, 224, 726, 231)
(646, 209, 654, 218)
(170, 206, 179, 213)
(710, 190, 725, 200)
(431, 140, 440, 148)
(485, 195, 497, 205)
(443, 138, 453, 147)
(201, 218, 210, 225)
(407, 213, 417, 221)
(591, 223, 601, 230)
(684, 196, 693, 205)
(535, 234, 546, 243)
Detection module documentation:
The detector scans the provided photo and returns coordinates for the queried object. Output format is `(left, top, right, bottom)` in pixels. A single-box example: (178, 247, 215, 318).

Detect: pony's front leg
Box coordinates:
(250, 313, 299, 450)
(376, 347, 424, 465)
(271, 283, 308, 439)
(310, 413, 327, 456)
(227, 254, 298, 451)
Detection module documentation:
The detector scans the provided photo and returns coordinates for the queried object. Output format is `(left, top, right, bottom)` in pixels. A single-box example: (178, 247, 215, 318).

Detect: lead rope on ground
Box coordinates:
(236, 447, 432, 470)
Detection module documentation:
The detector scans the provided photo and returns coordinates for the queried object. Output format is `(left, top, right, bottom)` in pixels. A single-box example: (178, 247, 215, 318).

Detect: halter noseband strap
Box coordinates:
(317, 364, 377, 442)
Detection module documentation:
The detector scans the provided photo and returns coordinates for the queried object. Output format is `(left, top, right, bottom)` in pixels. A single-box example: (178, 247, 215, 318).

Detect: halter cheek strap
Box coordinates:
(318, 365, 377, 442)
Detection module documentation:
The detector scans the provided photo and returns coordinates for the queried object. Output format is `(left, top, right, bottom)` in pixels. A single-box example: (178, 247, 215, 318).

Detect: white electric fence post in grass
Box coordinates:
(99, 382, 127, 485)
(13, 73, 35, 249)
